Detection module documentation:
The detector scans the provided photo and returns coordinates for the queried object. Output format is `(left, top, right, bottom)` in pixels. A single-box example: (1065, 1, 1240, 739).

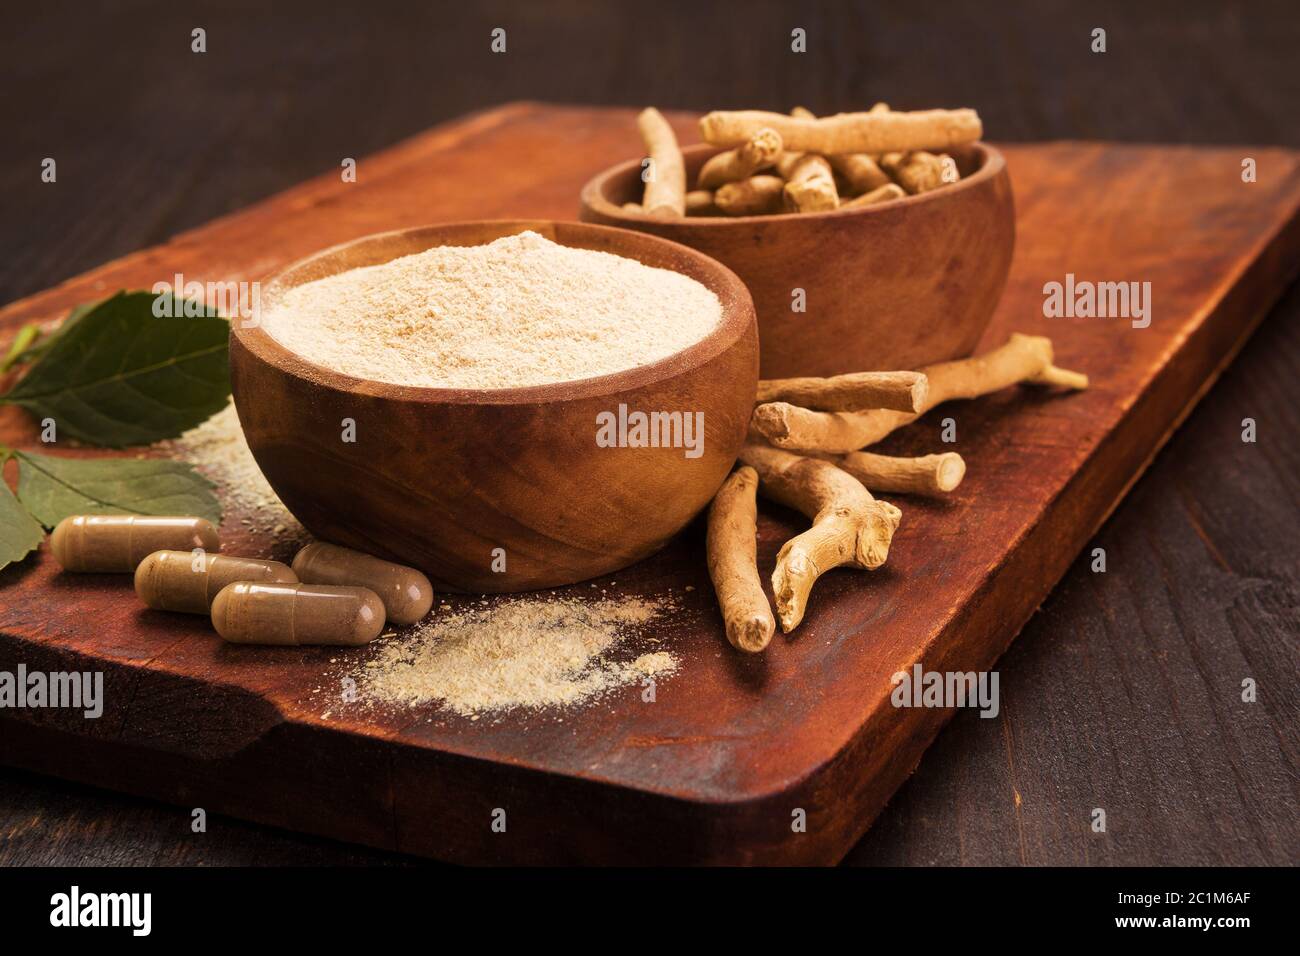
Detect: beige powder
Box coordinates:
(261, 230, 722, 389)
(359, 594, 679, 716)
(165, 403, 304, 540)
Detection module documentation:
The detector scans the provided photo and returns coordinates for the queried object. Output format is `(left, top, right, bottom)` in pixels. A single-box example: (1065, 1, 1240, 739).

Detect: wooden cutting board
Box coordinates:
(1, 103, 1297, 865)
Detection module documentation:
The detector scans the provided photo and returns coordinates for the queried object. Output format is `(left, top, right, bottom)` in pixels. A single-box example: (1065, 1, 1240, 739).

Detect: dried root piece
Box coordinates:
(842, 182, 906, 208)
(791, 105, 894, 201)
(779, 108, 842, 212)
(715, 175, 785, 216)
(883, 151, 947, 194)
(685, 190, 718, 216)
(828, 451, 966, 496)
(751, 401, 906, 453)
(757, 370, 927, 413)
(779, 153, 839, 212)
(699, 108, 982, 154)
(740, 443, 901, 633)
(774, 156, 837, 212)
(751, 333, 1088, 453)
(706, 467, 776, 652)
(1033, 364, 1089, 389)
(830, 153, 892, 194)
(637, 107, 686, 218)
(697, 127, 783, 189)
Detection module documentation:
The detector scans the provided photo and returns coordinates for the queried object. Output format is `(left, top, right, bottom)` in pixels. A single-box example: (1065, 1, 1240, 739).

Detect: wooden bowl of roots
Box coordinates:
(229, 220, 759, 593)
(580, 142, 1014, 379)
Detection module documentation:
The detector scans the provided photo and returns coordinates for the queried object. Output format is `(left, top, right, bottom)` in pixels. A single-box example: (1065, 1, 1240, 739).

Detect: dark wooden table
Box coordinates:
(1, 0, 1296, 866)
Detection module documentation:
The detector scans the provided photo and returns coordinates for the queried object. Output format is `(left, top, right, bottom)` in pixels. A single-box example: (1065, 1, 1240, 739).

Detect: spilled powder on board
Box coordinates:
(359, 594, 679, 717)
(164, 402, 303, 539)
(259, 230, 722, 389)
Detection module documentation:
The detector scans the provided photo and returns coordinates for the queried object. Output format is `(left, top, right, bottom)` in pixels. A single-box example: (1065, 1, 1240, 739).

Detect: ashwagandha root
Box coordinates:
(706, 466, 776, 652)
(751, 333, 1089, 453)
(697, 127, 783, 189)
(757, 370, 928, 413)
(825, 451, 966, 496)
(740, 443, 902, 633)
(715, 175, 785, 216)
(778, 109, 840, 211)
(831, 153, 892, 193)
(637, 107, 686, 218)
(841, 182, 906, 208)
(751, 403, 911, 454)
(699, 108, 982, 155)
(882, 151, 948, 194)
(685, 190, 718, 215)
(778, 153, 839, 212)
(794, 105, 892, 197)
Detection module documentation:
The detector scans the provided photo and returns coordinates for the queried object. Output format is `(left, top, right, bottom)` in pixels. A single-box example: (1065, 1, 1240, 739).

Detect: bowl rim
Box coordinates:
(231, 219, 757, 406)
(580, 141, 1006, 227)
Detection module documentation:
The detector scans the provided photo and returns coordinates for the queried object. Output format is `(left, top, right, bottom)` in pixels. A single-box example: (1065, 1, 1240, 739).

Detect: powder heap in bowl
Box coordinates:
(260, 230, 723, 389)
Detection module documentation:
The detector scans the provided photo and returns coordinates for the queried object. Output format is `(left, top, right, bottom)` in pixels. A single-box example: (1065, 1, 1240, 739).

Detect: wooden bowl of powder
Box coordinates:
(580, 142, 1014, 379)
(230, 221, 758, 592)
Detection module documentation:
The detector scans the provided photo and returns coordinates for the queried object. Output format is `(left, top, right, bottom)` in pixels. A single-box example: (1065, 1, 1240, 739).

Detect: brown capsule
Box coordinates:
(50, 515, 220, 573)
(134, 550, 297, 614)
(210, 582, 385, 646)
(292, 542, 433, 626)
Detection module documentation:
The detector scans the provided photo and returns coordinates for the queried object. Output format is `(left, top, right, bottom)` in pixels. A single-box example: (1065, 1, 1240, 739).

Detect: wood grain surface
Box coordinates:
(2, 0, 1297, 866)
(0, 100, 1296, 864)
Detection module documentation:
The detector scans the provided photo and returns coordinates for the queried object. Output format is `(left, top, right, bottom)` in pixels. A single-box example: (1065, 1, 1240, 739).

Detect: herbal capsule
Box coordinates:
(292, 542, 433, 625)
(210, 582, 385, 646)
(134, 550, 297, 614)
(50, 515, 220, 573)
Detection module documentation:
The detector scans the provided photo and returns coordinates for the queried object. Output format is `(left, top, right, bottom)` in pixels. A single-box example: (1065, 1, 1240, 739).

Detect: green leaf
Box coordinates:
(1, 290, 230, 447)
(0, 323, 42, 374)
(4, 301, 96, 371)
(0, 471, 44, 571)
(15, 450, 221, 529)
